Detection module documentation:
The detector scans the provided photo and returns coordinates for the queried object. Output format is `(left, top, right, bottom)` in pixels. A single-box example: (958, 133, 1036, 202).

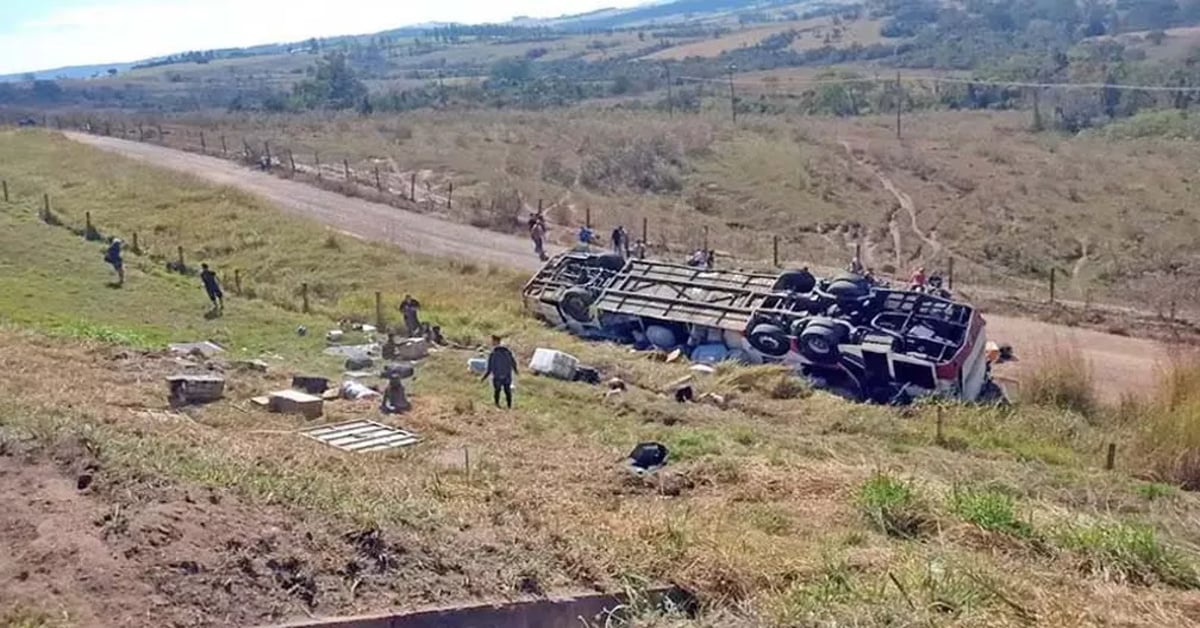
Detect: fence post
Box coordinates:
(948, 257, 955, 290)
(586, 206, 592, 228)
(263, 141, 271, 167)
(157, 124, 164, 142)
(85, 211, 93, 238)
(287, 150, 295, 174)
(234, 269, 242, 295)
(410, 173, 416, 200)
(642, 216, 648, 243)
(42, 193, 49, 221)
(177, 246, 185, 271)
(1, 180, 7, 203)
(315, 152, 321, 178)
(221, 135, 227, 156)
(374, 166, 382, 191)
(138, 124, 145, 142)
(343, 159, 350, 180)
(375, 291, 384, 329)
(447, 181, 453, 209)
(773, 235, 780, 267)
(301, 282, 310, 313)
(1105, 443, 1116, 471)
(703, 225, 709, 251)
(935, 405, 945, 445)
(1049, 268, 1056, 304)
(132, 231, 139, 253)
(200, 131, 206, 154)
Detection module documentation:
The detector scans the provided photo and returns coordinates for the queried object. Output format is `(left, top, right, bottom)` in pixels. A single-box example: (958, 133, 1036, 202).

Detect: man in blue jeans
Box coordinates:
(481, 335, 518, 409)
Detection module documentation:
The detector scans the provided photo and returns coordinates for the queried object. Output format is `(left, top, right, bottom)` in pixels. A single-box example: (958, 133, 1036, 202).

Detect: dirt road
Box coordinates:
(67, 133, 1166, 402)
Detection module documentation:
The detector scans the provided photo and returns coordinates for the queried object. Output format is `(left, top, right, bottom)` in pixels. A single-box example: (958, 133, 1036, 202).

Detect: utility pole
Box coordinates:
(728, 64, 738, 124)
(665, 63, 674, 117)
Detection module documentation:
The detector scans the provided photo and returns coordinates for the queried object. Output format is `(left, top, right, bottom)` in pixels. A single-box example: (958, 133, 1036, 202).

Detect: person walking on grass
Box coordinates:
(399, 294, 421, 337)
(531, 218, 548, 261)
(103, 237, 125, 286)
(199, 263, 224, 312)
(481, 335, 518, 409)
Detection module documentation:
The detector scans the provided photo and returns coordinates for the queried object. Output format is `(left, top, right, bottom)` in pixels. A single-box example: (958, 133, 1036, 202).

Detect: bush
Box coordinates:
(949, 487, 1032, 537)
(1019, 341, 1096, 416)
(857, 472, 932, 538)
(1057, 522, 1198, 589)
(578, 134, 685, 194)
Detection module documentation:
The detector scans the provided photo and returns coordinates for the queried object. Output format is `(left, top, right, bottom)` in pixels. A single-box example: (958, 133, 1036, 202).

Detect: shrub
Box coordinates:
(1020, 341, 1096, 416)
(949, 487, 1032, 537)
(857, 472, 932, 538)
(1057, 522, 1198, 589)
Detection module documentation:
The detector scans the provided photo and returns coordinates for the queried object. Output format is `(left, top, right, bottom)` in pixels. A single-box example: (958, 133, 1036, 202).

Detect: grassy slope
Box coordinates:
(1, 129, 1199, 626)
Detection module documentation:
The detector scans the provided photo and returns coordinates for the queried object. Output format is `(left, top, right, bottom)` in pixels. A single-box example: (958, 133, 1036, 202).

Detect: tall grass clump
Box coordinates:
(1128, 354, 1200, 490)
(857, 472, 933, 538)
(1020, 341, 1096, 417)
(1057, 522, 1198, 589)
(949, 487, 1033, 538)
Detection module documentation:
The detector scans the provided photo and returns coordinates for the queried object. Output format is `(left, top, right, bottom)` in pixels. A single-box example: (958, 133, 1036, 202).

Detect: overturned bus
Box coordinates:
(522, 251, 998, 403)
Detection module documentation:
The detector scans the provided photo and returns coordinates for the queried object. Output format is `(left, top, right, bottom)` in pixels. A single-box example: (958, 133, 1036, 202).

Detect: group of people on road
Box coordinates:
(528, 213, 651, 262)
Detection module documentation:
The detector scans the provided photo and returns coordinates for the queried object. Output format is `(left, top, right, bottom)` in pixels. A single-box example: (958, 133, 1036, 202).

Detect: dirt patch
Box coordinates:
(0, 439, 485, 628)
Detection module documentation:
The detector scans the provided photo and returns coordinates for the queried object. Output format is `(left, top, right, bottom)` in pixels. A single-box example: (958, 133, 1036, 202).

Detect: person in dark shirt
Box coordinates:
(104, 238, 125, 286)
(481, 335, 518, 409)
(399, 295, 421, 337)
(199, 263, 224, 312)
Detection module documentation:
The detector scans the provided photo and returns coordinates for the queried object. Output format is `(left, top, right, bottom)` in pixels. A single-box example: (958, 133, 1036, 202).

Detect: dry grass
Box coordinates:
(4, 130, 1200, 625)
(1126, 353, 1200, 490)
(1019, 340, 1098, 417)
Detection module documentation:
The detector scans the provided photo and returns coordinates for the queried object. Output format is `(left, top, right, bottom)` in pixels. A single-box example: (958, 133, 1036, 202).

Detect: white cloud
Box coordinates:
(1, 0, 645, 74)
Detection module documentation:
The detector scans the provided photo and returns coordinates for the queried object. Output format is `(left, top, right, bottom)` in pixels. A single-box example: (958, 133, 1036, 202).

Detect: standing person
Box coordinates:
(103, 238, 125, 286)
(399, 294, 422, 337)
(530, 219, 548, 261)
(199, 263, 224, 312)
(578, 225, 596, 251)
(633, 239, 647, 260)
(481, 335, 518, 409)
(910, 266, 927, 291)
(611, 225, 627, 258)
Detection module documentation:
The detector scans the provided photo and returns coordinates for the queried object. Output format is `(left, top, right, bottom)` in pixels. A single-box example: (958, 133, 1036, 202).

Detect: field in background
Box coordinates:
(3, 129, 1200, 626)
(89, 105, 1200, 317)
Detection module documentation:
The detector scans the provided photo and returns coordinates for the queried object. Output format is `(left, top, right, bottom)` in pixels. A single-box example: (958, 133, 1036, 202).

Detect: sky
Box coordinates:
(0, 0, 648, 75)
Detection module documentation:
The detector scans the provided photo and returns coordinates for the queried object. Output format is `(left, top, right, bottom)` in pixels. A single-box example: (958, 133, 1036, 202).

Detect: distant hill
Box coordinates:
(3, 0, 794, 80)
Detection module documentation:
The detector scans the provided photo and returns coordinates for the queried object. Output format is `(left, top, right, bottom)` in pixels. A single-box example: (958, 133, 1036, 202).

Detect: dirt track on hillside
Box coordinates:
(66, 133, 1167, 402)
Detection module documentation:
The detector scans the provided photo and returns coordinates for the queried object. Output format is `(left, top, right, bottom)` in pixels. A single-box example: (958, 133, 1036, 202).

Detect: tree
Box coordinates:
(106, 68, 118, 76)
(31, 80, 62, 102)
(1148, 30, 1168, 46)
(490, 57, 532, 84)
(292, 52, 367, 109)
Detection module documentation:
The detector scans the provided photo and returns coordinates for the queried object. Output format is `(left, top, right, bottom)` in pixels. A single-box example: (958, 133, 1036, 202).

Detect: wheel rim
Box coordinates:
(807, 336, 831, 355)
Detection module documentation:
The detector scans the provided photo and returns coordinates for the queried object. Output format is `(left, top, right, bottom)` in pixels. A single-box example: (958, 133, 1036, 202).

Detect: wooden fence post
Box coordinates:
(586, 206, 592, 228)
(234, 269, 242, 295)
(200, 132, 206, 154)
(374, 166, 382, 191)
(1, 180, 7, 203)
(42, 193, 49, 221)
(375, 291, 384, 329)
(1049, 268, 1056, 304)
(935, 405, 945, 445)
(263, 141, 271, 167)
(301, 282, 310, 313)
(948, 257, 955, 290)
(447, 181, 453, 209)
(343, 159, 350, 180)
(315, 152, 321, 178)
(138, 125, 145, 142)
(642, 216, 648, 243)
(703, 225, 709, 251)
(177, 246, 185, 271)
(132, 231, 140, 253)
(1105, 443, 1116, 471)
(221, 135, 227, 156)
(773, 235, 780, 267)
(288, 150, 296, 174)
(410, 173, 416, 201)
(85, 211, 94, 239)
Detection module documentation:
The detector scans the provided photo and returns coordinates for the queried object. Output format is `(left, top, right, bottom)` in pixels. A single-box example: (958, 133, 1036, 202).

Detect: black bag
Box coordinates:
(628, 442, 668, 470)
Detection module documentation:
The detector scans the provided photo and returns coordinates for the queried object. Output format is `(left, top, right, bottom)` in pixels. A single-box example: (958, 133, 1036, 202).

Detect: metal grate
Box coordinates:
(300, 420, 419, 453)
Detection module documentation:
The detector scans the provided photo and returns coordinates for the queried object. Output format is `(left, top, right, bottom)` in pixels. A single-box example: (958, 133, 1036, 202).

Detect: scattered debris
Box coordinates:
(628, 442, 669, 472)
(166, 375, 225, 406)
(168, 341, 225, 359)
(296, 325, 308, 337)
(299, 420, 419, 453)
(291, 375, 330, 395)
(344, 354, 375, 371)
(529, 348, 579, 381)
(342, 370, 375, 379)
(573, 365, 601, 385)
(700, 392, 729, 409)
(674, 386, 695, 403)
(380, 378, 411, 414)
(340, 380, 380, 400)
(326, 329, 345, 343)
(689, 364, 716, 375)
(607, 378, 627, 391)
(381, 362, 415, 380)
(467, 356, 488, 375)
(267, 389, 324, 419)
(665, 348, 683, 364)
(323, 343, 380, 358)
(390, 337, 430, 361)
(232, 359, 270, 372)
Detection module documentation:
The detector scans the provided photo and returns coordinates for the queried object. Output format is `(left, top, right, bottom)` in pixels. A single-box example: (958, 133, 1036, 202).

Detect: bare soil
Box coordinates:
(0, 437, 488, 628)
(64, 133, 1169, 401)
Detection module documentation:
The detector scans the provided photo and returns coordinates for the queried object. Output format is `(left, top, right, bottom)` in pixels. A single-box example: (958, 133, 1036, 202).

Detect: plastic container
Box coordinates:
(467, 357, 488, 374)
(529, 348, 580, 381)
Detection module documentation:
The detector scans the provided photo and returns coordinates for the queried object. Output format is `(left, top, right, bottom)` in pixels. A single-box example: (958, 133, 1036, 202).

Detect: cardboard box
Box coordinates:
(268, 389, 324, 419)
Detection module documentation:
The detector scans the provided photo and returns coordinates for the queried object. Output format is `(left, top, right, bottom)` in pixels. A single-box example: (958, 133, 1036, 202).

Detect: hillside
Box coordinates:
(3, 127, 1200, 627)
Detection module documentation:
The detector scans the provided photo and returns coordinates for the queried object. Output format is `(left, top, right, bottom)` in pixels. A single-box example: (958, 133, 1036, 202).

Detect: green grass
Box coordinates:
(949, 487, 1034, 538)
(1057, 522, 1199, 589)
(1136, 482, 1180, 501)
(857, 472, 932, 539)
